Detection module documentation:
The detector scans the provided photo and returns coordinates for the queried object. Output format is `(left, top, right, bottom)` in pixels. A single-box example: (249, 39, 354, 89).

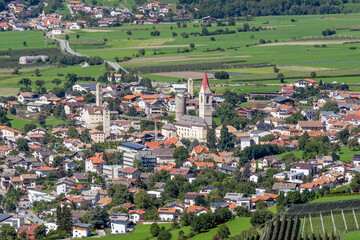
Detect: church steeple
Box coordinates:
(199, 70, 212, 128)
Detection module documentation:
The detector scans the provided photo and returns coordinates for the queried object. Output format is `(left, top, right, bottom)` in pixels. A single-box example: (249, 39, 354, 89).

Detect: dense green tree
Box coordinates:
(217, 224, 230, 239)
(350, 173, 360, 192)
(320, 101, 339, 113)
(90, 206, 109, 229)
(206, 128, 217, 150)
(150, 223, 160, 237)
(16, 138, 29, 152)
(134, 190, 153, 209)
(0, 224, 17, 240)
(250, 210, 273, 226)
(337, 129, 350, 145)
(218, 125, 235, 152)
(173, 146, 190, 167)
(108, 184, 133, 205)
(34, 224, 47, 239)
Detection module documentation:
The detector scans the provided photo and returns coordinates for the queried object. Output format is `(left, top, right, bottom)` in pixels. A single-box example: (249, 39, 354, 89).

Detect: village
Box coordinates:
(0, 0, 188, 31)
(0, 68, 359, 239)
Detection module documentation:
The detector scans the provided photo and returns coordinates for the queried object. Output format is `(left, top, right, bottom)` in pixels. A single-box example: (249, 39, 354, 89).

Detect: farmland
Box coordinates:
(1, 13, 360, 94)
(81, 217, 251, 240)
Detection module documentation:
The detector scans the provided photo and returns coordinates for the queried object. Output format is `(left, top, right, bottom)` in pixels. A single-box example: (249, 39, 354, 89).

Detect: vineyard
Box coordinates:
(263, 200, 360, 239)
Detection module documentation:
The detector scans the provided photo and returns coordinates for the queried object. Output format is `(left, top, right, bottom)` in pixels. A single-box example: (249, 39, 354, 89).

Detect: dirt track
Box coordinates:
(153, 71, 215, 79)
(127, 55, 250, 63)
(259, 40, 360, 46)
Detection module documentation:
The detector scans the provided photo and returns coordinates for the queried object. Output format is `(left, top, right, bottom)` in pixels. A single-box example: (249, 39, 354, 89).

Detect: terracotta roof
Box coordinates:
(97, 197, 112, 205)
(187, 206, 208, 213)
(121, 167, 139, 174)
(157, 208, 176, 213)
(193, 145, 209, 154)
(169, 168, 190, 175)
(252, 194, 278, 202)
(201, 70, 210, 91)
(86, 157, 105, 164)
(37, 167, 56, 171)
(129, 209, 146, 215)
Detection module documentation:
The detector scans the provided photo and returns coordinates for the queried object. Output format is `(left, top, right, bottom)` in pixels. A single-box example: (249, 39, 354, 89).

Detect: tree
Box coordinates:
(34, 69, 40, 76)
(37, 113, 47, 127)
(9, 107, 16, 115)
(234, 206, 250, 217)
(320, 101, 339, 113)
(206, 128, 217, 150)
(310, 71, 316, 79)
(18, 78, 32, 88)
(90, 206, 109, 229)
(108, 184, 133, 205)
(57, 206, 73, 234)
(65, 34, 69, 40)
(150, 223, 160, 237)
(0, 224, 17, 240)
(134, 190, 152, 209)
(34, 224, 47, 239)
(250, 210, 273, 226)
(173, 146, 189, 167)
(23, 41, 27, 46)
(195, 195, 206, 207)
(157, 228, 172, 240)
(298, 132, 309, 150)
(256, 200, 268, 210)
(337, 129, 350, 145)
(16, 138, 29, 152)
(68, 126, 80, 138)
(217, 224, 230, 239)
(273, 66, 279, 73)
(76, 34, 80, 39)
(277, 73, 285, 83)
(35, 80, 45, 88)
(218, 125, 234, 152)
(350, 173, 360, 192)
(190, 43, 195, 48)
(214, 71, 229, 79)
(349, 138, 359, 150)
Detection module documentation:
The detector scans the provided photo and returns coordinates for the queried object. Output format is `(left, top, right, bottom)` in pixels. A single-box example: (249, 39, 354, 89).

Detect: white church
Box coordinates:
(162, 71, 213, 142)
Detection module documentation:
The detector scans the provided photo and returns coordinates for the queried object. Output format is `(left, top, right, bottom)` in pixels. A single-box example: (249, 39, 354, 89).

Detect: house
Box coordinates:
(183, 192, 207, 207)
(297, 121, 324, 132)
(294, 79, 317, 88)
(271, 105, 297, 119)
(56, 178, 76, 195)
(210, 202, 228, 212)
(187, 206, 208, 215)
(85, 156, 105, 174)
(89, 129, 105, 143)
(0, 145, 12, 156)
(73, 223, 91, 238)
(35, 167, 56, 177)
(119, 167, 142, 179)
(223, 193, 252, 209)
(252, 194, 278, 207)
(164, 202, 186, 213)
(129, 209, 145, 223)
(18, 223, 41, 240)
(158, 208, 176, 221)
(272, 182, 297, 195)
(0, 126, 22, 140)
(110, 213, 131, 234)
(200, 186, 218, 194)
(118, 142, 156, 168)
(290, 163, 315, 176)
(169, 168, 193, 180)
(258, 156, 281, 170)
(97, 197, 112, 207)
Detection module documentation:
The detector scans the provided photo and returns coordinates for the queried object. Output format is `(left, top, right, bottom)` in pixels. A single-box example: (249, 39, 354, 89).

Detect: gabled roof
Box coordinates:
(187, 206, 208, 213)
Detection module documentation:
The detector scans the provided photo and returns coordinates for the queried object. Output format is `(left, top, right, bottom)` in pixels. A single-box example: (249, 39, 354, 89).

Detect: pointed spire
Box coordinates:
(202, 70, 210, 91)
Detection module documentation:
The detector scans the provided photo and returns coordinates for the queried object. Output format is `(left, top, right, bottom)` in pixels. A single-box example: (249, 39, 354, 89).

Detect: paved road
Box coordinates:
(66, 3, 74, 15)
(18, 208, 44, 224)
(47, 32, 128, 73)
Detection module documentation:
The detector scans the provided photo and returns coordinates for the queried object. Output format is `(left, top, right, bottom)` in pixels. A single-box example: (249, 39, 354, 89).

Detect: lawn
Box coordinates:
(310, 195, 360, 203)
(0, 31, 48, 50)
(343, 231, 360, 240)
(339, 147, 360, 163)
(83, 223, 172, 240)
(8, 114, 66, 131)
(189, 217, 251, 240)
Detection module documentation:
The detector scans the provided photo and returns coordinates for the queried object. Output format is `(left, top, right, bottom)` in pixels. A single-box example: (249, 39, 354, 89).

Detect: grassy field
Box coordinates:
(8, 114, 66, 131)
(343, 231, 360, 240)
(81, 217, 250, 240)
(310, 195, 360, 203)
(189, 217, 251, 240)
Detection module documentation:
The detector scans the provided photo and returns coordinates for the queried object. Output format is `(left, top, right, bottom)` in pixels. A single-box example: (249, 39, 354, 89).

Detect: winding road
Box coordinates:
(46, 32, 128, 74)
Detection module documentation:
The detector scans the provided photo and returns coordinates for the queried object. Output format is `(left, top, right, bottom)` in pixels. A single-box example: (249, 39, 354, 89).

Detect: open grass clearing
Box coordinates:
(343, 231, 360, 240)
(153, 71, 214, 79)
(310, 195, 360, 203)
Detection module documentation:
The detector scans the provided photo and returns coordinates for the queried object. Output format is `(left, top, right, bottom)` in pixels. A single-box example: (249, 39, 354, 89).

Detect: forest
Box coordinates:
(180, 0, 355, 18)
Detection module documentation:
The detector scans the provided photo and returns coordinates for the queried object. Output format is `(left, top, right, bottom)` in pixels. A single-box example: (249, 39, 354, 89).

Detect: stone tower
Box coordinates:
(103, 105, 110, 138)
(96, 83, 103, 107)
(199, 70, 212, 127)
(187, 78, 193, 99)
(175, 92, 186, 121)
